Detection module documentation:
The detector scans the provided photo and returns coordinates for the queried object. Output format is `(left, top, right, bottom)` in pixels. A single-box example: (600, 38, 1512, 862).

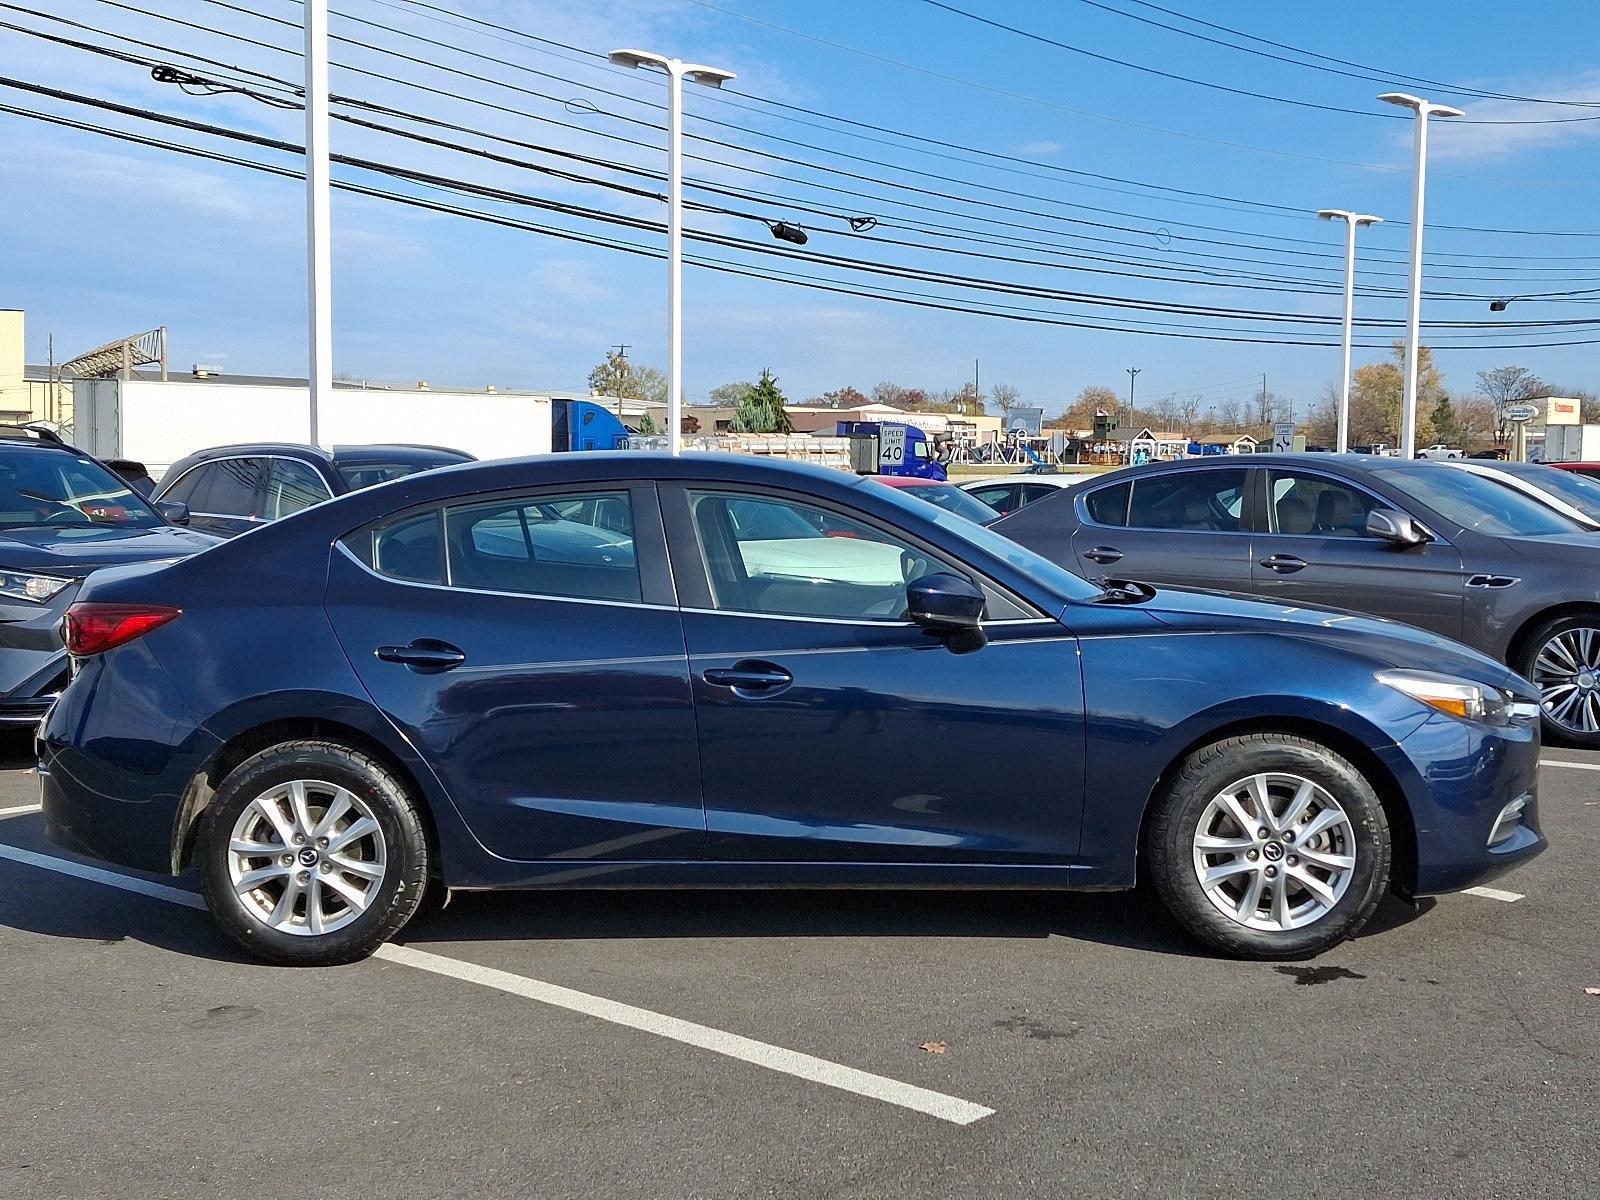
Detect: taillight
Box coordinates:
(64, 603, 181, 656)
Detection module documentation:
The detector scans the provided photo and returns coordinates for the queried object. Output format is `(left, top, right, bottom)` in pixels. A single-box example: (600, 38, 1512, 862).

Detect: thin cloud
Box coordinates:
(1018, 140, 1062, 156)
(1426, 71, 1600, 162)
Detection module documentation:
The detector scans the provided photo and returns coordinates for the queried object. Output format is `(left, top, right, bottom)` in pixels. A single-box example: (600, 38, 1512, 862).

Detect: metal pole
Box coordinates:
(1337, 219, 1356, 453)
(159, 325, 168, 381)
(666, 62, 685, 455)
(305, 0, 332, 448)
(1399, 110, 1427, 460)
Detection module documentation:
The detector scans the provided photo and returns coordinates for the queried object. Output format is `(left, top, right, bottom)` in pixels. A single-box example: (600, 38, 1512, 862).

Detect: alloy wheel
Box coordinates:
(1191, 772, 1355, 932)
(1531, 626, 1600, 735)
(226, 780, 388, 937)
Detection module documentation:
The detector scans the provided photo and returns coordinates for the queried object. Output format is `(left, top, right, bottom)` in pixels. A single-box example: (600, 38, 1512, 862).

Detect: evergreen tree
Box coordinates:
(730, 368, 793, 433)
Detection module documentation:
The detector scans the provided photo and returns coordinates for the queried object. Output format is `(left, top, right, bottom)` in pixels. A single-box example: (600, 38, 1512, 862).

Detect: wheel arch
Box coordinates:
(1134, 713, 1418, 897)
(171, 712, 445, 876)
(1504, 602, 1600, 677)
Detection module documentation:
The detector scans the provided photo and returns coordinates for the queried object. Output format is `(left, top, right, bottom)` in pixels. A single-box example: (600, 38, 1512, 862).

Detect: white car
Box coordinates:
(1416, 445, 1464, 460)
(1443, 459, 1600, 529)
(957, 473, 1090, 517)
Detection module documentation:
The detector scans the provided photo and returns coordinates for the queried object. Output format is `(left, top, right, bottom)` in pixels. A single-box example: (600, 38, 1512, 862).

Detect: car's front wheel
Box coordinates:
(198, 740, 430, 966)
(1517, 613, 1600, 749)
(1146, 733, 1391, 959)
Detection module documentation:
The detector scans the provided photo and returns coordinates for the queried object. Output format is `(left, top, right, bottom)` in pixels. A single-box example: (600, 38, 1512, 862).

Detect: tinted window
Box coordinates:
(967, 484, 1017, 513)
(0, 450, 163, 530)
(367, 510, 445, 584)
(1268, 471, 1382, 537)
(1127, 470, 1248, 532)
(896, 483, 1000, 524)
(1083, 481, 1129, 526)
(445, 492, 640, 601)
(691, 491, 946, 621)
(187, 458, 265, 517)
(1389, 467, 1583, 537)
(337, 459, 458, 490)
(1497, 464, 1600, 522)
(264, 459, 331, 520)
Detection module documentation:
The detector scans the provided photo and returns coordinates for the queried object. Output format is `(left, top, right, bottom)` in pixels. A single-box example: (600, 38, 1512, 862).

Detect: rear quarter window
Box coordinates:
(1083, 481, 1130, 527)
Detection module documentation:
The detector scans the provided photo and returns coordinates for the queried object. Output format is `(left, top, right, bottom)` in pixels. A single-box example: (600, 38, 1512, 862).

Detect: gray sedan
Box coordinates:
(994, 453, 1600, 745)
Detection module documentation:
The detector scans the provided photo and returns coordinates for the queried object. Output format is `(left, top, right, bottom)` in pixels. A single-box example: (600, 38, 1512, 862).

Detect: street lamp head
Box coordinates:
(1378, 91, 1425, 110)
(1317, 209, 1352, 221)
(1353, 213, 1384, 226)
(682, 63, 736, 88)
(608, 49, 735, 87)
(609, 48, 669, 70)
(1378, 91, 1465, 118)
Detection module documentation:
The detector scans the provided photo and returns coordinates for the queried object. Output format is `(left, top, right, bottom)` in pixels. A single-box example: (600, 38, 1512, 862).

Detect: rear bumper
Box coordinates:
(1395, 712, 1546, 896)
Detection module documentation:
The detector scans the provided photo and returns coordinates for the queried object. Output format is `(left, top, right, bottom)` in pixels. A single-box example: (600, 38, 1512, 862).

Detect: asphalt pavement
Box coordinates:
(1, 729, 1595, 1199)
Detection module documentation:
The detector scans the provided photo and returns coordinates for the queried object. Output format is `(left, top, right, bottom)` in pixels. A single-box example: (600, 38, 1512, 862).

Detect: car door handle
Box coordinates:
(1082, 546, 1123, 565)
(375, 639, 467, 673)
(1260, 554, 1308, 574)
(702, 662, 793, 692)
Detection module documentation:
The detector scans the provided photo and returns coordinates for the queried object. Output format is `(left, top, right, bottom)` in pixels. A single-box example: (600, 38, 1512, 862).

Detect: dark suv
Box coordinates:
(994, 453, 1600, 746)
(0, 427, 217, 726)
(151, 443, 474, 538)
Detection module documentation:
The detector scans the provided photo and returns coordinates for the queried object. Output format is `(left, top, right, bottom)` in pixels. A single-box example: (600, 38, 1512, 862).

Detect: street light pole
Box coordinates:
(1125, 367, 1140, 426)
(304, 0, 331, 447)
(609, 49, 736, 454)
(1378, 92, 1463, 459)
(1316, 209, 1383, 453)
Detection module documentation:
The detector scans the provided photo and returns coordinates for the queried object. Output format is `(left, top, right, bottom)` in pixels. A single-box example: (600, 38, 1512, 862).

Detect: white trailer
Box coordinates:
(71, 378, 553, 477)
(1540, 424, 1600, 463)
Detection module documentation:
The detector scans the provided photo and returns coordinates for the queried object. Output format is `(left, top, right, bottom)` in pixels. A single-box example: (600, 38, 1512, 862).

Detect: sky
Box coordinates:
(2, 0, 1598, 422)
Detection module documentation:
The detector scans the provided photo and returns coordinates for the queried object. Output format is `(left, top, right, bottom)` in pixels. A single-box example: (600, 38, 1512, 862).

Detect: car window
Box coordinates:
(967, 484, 1017, 513)
(900, 483, 1000, 524)
(365, 510, 445, 584)
(336, 459, 462, 490)
(690, 491, 947, 621)
(1021, 483, 1060, 503)
(264, 459, 332, 520)
(1268, 471, 1383, 537)
(186, 459, 266, 518)
(1499, 464, 1600, 522)
(0, 450, 165, 530)
(1389, 466, 1584, 537)
(444, 491, 640, 601)
(1127, 469, 1248, 532)
(1083, 480, 1130, 527)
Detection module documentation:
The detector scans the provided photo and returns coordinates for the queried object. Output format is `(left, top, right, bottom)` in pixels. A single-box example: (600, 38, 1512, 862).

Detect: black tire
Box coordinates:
(1146, 733, 1390, 960)
(198, 739, 430, 966)
(1514, 612, 1600, 749)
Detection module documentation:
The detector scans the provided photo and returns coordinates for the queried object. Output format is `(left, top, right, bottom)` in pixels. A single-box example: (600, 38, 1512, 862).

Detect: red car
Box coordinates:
(871, 476, 1003, 524)
(1546, 462, 1600, 482)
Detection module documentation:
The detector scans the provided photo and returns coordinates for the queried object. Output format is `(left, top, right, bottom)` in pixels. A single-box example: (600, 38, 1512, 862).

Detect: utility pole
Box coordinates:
(973, 357, 979, 416)
(612, 343, 630, 359)
(1262, 373, 1268, 427)
(1125, 367, 1140, 429)
(304, 0, 332, 447)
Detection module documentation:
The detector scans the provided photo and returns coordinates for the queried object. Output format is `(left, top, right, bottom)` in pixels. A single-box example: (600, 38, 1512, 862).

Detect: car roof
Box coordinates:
(330, 444, 476, 466)
(180, 442, 335, 462)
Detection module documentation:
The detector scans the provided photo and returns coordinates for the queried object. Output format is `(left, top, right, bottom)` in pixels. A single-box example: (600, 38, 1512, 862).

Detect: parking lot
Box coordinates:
(0, 730, 1593, 1199)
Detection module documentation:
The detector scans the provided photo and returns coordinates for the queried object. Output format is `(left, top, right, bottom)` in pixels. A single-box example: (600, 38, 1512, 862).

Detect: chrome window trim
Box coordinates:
(334, 544, 1055, 629)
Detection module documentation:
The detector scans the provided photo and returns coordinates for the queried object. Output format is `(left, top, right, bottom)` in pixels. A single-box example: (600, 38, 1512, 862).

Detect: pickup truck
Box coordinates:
(1416, 444, 1464, 460)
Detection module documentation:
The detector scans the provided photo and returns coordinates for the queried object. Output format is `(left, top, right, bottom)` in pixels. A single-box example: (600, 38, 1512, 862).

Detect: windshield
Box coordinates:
(336, 459, 458, 490)
(0, 450, 164, 530)
(1390, 465, 1586, 537)
(863, 479, 1103, 603)
(898, 483, 1002, 524)
(1498, 463, 1600, 523)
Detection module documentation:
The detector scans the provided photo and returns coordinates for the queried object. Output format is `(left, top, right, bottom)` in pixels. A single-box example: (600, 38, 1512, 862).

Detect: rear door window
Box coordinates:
(185, 459, 267, 517)
(445, 492, 640, 602)
(264, 459, 332, 520)
(1127, 469, 1248, 532)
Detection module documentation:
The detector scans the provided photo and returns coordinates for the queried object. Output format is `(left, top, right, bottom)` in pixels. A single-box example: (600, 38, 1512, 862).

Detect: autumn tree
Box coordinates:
(871, 381, 930, 410)
(811, 385, 868, 408)
(1347, 341, 1446, 447)
(709, 380, 754, 406)
(587, 349, 642, 399)
(988, 382, 1023, 418)
(634, 365, 668, 406)
(1050, 384, 1119, 431)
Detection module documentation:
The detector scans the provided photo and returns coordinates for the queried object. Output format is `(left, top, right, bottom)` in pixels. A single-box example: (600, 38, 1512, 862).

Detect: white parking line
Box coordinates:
(0, 803, 43, 818)
(1462, 885, 1525, 903)
(1541, 759, 1600, 772)
(0, 842, 995, 1126)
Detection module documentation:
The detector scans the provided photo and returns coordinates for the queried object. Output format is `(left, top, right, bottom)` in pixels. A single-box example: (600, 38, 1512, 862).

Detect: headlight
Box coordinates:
(1376, 669, 1539, 726)
(0, 570, 72, 603)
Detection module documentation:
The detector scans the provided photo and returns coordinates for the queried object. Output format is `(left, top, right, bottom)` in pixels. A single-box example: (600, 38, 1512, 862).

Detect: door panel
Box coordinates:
(668, 486, 1085, 864)
(325, 486, 705, 862)
(1251, 469, 1465, 638)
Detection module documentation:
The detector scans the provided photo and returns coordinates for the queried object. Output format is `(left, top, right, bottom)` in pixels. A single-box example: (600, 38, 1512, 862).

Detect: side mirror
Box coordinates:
(155, 500, 191, 526)
(1366, 508, 1428, 546)
(906, 572, 987, 654)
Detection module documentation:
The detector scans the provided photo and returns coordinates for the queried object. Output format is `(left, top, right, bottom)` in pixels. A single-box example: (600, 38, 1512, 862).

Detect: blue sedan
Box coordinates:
(39, 454, 1544, 965)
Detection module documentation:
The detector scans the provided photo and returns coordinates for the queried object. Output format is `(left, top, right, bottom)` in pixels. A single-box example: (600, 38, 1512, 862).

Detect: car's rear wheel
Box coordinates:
(1146, 733, 1390, 959)
(1517, 613, 1600, 748)
(198, 740, 429, 966)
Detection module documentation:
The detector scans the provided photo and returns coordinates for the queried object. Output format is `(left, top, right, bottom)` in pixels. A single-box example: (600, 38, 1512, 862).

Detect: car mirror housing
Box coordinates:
(906, 573, 987, 653)
(154, 500, 191, 526)
(1366, 508, 1429, 546)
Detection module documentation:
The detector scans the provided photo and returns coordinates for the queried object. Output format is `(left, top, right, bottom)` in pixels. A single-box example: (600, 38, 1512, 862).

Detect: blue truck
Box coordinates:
(552, 398, 629, 452)
(835, 421, 948, 480)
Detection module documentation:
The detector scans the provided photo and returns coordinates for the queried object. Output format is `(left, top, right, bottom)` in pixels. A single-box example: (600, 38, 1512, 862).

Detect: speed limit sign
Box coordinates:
(879, 424, 906, 469)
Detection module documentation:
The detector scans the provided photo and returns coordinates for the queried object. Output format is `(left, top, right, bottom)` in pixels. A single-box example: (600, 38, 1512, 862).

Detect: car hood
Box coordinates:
(1495, 531, 1600, 558)
(0, 525, 221, 576)
(1129, 584, 1529, 694)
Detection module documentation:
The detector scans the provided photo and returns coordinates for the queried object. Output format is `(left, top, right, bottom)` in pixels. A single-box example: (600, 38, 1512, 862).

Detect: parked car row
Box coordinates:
(37, 449, 1543, 969)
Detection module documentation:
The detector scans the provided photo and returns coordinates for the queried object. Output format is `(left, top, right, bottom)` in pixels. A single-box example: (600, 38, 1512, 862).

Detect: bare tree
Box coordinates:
(1476, 365, 1548, 445)
(988, 382, 1023, 418)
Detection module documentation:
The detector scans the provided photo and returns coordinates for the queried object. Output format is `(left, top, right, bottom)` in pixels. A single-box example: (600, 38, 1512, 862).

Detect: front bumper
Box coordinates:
(1395, 711, 1546, 896)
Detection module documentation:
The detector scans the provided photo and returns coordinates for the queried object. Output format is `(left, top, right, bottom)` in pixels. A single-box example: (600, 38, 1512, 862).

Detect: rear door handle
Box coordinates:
(1260, 554, 1308, 574)
(1082, 546, 1123, 565)
(376, 639, 467, 673)
(702, 661, 794, 692)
